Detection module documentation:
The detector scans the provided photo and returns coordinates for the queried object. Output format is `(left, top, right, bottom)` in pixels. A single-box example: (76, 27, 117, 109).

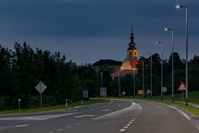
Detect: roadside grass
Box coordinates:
(0, 98, 109, 115)
(161, 101, 199, 116)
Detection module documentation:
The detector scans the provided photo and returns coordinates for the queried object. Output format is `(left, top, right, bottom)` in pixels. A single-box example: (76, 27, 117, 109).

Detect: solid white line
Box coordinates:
(158, 103, 191, 120)
(16, 124, 29, 128)
(102, 109, 109, 111)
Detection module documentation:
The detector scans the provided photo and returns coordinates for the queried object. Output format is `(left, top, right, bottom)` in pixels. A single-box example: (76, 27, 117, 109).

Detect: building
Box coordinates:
(111, 28, 139, 78)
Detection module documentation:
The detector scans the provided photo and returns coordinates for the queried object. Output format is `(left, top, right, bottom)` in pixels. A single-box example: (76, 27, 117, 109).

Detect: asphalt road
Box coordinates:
(0, 99, 199, 133)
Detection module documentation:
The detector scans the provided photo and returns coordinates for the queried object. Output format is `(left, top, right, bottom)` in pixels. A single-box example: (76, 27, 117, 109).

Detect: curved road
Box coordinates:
(0, 99, 199, 133)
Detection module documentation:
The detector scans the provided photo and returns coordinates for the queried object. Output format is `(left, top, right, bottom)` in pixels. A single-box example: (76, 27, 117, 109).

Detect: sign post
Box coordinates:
(162, 87, 167, 99)
(18, 99, 21, 111)
(35, 81, 47, 109)
(178, 81, 186, 102)
(146, 89, 151, 94)
(100, 87, 107, 98)
(83, 90, 89, 99)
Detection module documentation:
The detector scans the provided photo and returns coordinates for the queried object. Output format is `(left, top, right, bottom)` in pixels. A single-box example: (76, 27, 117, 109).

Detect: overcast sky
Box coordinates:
(0, 0, 198, 64)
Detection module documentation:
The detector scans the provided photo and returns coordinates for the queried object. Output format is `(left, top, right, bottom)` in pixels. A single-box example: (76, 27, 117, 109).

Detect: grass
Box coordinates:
(0, 98, 110, 115)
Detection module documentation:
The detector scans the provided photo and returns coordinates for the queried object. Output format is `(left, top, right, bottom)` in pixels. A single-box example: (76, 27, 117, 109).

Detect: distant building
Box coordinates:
(111, 27, 139, 78)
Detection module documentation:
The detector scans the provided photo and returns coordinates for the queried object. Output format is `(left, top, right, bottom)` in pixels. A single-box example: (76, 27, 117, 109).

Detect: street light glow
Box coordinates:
(156, 42, 162, 44)
(165, 28, 169, 31)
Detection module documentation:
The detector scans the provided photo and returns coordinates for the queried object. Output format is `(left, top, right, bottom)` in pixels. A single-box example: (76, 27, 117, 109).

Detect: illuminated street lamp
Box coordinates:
(165, 28, 174, 103)
(176, 5, 189, 106)
(156, 42, 163, 101)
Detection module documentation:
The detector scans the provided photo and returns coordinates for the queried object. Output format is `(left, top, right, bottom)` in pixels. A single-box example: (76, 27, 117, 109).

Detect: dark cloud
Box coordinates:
(0, 0, 198, 64)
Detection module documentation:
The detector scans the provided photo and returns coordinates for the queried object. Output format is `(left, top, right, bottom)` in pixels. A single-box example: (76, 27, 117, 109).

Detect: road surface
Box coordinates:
(0, 99, 199, 133)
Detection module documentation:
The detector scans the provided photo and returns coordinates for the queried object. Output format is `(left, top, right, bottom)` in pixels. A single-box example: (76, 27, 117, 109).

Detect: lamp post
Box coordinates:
(134, 71, 135, 99)
(142, 61, 144, 98)
(165, 28, 174, 103)
(148, 53, 153, 100)
(176, 5, 188, 106)
(156, 42, 163, 101)
(118, 69, 121, 97)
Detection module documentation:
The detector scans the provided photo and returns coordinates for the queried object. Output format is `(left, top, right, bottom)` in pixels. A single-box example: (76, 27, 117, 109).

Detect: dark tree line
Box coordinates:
(0, 42, 98, 110)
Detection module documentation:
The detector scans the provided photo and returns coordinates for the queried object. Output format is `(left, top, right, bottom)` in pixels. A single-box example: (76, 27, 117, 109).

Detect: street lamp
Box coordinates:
(134, 71, 136, 99)
(142, 61, 144, 98)
(165, 28, 174, 103)
(138, 60, 145, 98)
(118, 69, 121, 97)
(148, 53, 153, 100)
(176, 5, 188, 106)
(156, 42, 163, 101)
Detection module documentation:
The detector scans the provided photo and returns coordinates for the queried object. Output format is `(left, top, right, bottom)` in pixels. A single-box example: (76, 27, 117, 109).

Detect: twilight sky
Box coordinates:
(0, 0, 198, 64)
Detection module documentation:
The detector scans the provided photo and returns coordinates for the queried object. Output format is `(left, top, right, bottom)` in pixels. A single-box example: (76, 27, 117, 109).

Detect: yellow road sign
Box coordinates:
(138, 90, 143, 94)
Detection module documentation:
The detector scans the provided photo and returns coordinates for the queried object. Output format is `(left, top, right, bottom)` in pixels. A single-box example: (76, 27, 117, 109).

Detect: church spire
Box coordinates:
(128, 26, 136, 49)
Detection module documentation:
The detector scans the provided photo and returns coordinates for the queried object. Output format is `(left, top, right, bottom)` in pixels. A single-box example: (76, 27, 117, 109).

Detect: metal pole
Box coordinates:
(40, 83, 42, 109)
(101, 72, 103, 87)
(151, 55, 152, 100)
(172, 29, 174, 103)
(142, 61, 144, 98)
(134, 73, 135, 99)
(161, 43, 163, 101)
(118, 70, 120, 97)
(185, 7, 188, 106)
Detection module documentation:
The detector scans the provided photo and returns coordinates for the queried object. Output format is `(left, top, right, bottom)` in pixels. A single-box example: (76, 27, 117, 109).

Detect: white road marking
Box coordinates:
(196, 126, 199, 130)
(124, 126, 128, 128)
(57, 128, 64, 131)
(157, 103, 191, 120)
(66, 126, 72, 128)
(93, 102, 142, 120)
(74, 115, 95, 118)
(16, 124, 29, 128)
(118, 105, 121, 106)
(75, 123, 80, 125)
(127, 124, 131, 126)
(0, 112, 78, 121)
(103, 101, 113, 108)
(102, 109, 109, 111)
(120, 129, 125, 131)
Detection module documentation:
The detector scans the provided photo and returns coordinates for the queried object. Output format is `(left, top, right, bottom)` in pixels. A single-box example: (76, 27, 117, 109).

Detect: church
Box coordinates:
(111, 28, 139, 78)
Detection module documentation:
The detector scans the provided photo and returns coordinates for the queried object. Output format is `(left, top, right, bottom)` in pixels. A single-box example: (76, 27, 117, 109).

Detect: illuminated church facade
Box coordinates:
(111, 28, 139, 78)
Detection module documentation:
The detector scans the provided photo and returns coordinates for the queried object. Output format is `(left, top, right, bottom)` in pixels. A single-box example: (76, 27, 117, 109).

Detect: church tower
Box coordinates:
(120, 27, 139, 71)
(127, 28, 138, 59)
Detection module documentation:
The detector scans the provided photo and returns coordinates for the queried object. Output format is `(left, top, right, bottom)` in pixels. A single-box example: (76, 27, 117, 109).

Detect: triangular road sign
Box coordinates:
(146, 89, 151, 94)
(178, 81, 186, 91)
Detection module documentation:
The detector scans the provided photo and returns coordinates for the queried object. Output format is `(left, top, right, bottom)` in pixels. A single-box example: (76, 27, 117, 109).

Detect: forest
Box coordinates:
(0, 42, 199, 110)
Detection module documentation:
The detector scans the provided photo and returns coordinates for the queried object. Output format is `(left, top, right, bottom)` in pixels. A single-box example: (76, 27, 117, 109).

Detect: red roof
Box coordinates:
(111, 70, 137, 78)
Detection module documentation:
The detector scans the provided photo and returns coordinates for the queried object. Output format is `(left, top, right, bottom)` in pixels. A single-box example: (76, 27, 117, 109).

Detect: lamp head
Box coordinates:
(176, 5, 183, 8)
